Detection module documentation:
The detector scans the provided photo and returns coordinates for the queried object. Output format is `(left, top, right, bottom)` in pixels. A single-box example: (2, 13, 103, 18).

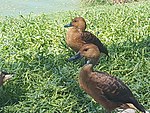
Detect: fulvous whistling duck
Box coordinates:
(0, 71, 13, 86)
(69, 44, 146, 113)
(64, 17, 109, 56)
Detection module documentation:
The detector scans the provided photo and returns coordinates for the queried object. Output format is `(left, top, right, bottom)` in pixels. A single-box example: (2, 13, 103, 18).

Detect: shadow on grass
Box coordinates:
(108, 35, 150, 58)
(0, 74, 28, 113)
(0, 53, 55, 109)
(55, 35, 150, 112)
(0, 35, 149, 112)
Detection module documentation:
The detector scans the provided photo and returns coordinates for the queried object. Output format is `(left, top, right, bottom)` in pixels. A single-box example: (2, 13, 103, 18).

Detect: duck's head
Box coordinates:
(69, 44, 100, 66)
(64, 17, 86, 31)
(0, 71, 13, 86)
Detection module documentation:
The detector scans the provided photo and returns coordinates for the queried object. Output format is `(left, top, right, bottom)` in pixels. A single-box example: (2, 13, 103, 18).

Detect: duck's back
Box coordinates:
(82, 31, 109, 56)
(80, 71, 145, 112)
(89, 71, 133, 100)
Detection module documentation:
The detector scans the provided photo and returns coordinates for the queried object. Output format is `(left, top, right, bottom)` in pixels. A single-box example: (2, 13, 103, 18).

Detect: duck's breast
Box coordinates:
(66, 28, 85, 52)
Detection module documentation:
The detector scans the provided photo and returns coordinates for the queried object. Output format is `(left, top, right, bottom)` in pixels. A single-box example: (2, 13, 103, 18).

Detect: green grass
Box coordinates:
(0, 1, 150, 113)
(80, 0, 149, 5)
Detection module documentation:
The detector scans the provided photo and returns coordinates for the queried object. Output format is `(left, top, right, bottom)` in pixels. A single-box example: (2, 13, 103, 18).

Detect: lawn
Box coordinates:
(0, 1, 150, 113)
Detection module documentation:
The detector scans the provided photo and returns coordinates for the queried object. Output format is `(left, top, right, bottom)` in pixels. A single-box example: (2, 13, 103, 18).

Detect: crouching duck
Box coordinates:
(0, 71, 13, 86)
(64, 17, 109, 56)
(69, 44, 146, 113)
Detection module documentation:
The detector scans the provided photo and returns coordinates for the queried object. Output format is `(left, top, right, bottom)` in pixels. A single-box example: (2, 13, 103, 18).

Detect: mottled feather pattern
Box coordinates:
(92, 71, 133, 102)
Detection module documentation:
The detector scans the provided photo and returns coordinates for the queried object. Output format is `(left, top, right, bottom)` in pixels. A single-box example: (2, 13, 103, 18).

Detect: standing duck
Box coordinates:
(64, 17, 109, 56)
(69, 44, 146, 113)
(0, 71, 13, 86)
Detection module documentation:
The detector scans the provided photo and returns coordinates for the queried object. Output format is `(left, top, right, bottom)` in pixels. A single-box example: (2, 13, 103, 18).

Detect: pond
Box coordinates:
(0, 0, 80, 16)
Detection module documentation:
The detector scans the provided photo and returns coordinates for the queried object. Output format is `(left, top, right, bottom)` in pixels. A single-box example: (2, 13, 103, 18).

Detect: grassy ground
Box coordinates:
(0, 1, 150, 113)
(80, 0, 149, 5)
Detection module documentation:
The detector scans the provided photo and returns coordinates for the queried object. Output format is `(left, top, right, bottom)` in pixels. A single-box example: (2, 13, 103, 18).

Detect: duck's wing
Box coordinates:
(82, 31, 109, 56)
(94, 71, 134, 102)
(93, 72, 145, 112)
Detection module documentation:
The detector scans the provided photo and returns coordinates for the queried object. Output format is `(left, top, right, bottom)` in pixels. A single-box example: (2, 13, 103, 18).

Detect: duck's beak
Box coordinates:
(68, 52, 83, 61)
(3, 74, 13, 82)
(64, 22, 72, 28)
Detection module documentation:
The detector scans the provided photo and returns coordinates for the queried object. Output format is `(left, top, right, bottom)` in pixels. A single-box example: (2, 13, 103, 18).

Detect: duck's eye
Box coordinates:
(73, 20, 77, 22)
(84, 48, 88, 51)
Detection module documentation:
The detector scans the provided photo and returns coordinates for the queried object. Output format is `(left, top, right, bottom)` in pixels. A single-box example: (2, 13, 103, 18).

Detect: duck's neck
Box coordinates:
(78, 22, 86, 32)
(80, 64, 93, 79)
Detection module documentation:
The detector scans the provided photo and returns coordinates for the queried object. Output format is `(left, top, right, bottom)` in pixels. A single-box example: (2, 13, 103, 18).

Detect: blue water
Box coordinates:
(0, 0, 80, 16)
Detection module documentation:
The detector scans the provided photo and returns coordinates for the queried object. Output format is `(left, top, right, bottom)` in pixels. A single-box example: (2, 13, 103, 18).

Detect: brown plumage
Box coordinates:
(0, 71, 13, 86)
(64, 17, 109, 56)
(69, 44, 146, 113)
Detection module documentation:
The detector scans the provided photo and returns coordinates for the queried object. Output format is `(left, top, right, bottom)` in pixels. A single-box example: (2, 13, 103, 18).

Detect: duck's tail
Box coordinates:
(129, 97, 146, 113)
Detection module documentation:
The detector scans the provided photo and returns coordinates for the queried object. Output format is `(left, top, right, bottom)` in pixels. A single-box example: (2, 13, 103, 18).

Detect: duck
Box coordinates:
(69, 44, 146, 113)
(0, 71, 13, 86)
(64, 17, 109, 56)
